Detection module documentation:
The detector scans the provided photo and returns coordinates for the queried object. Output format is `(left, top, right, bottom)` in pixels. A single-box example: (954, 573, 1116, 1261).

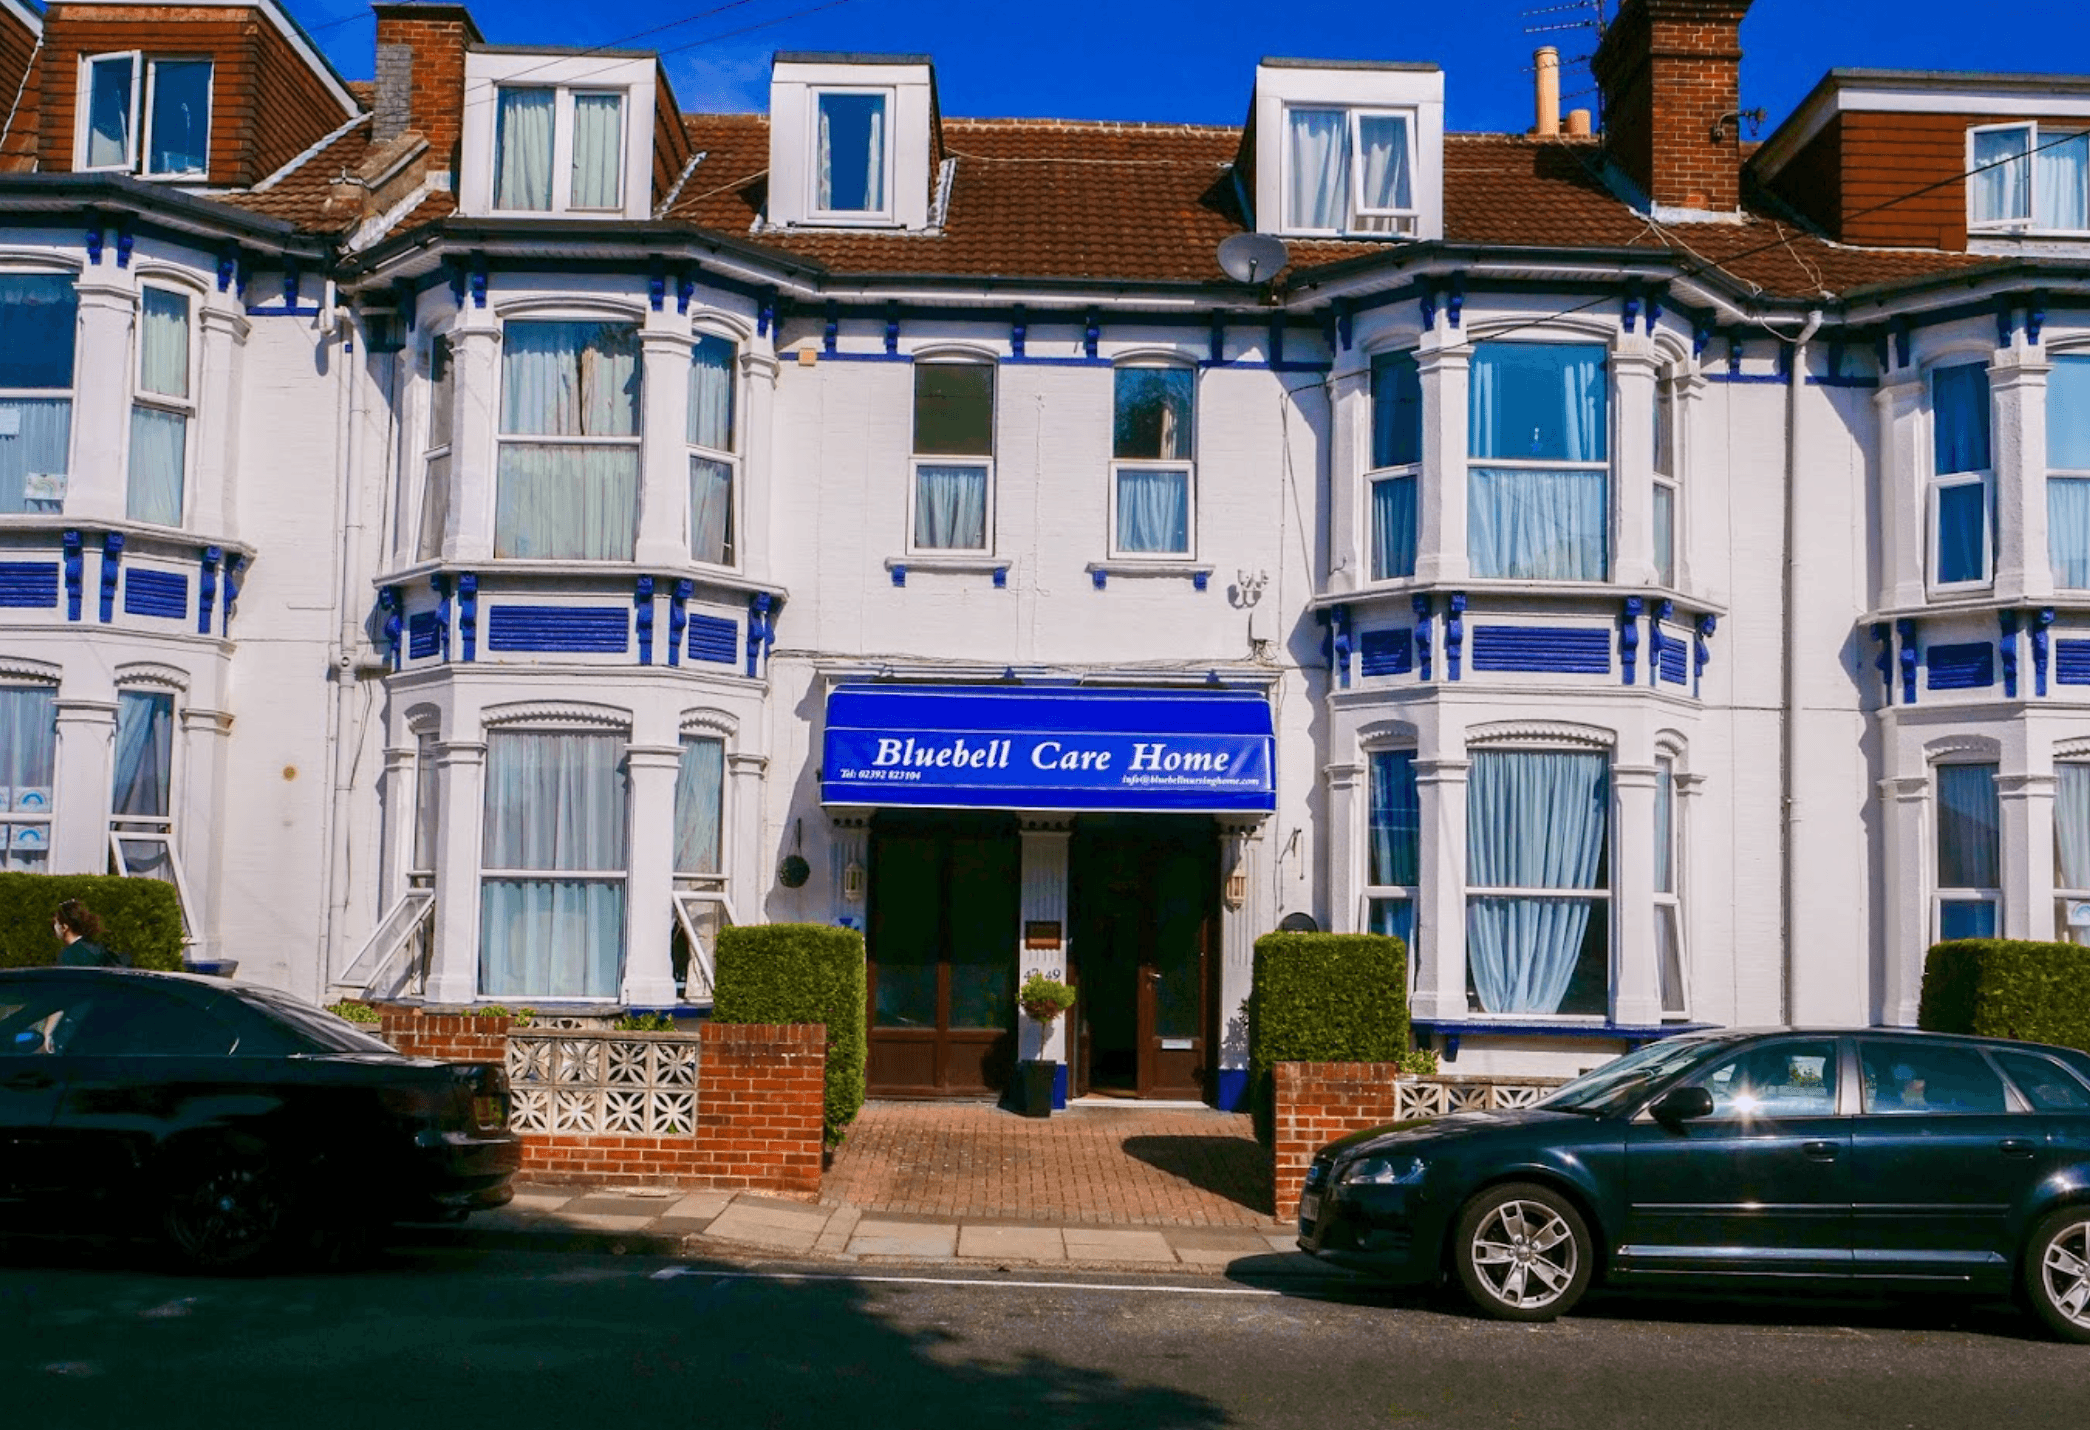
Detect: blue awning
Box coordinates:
(821, 684, 1275, 814)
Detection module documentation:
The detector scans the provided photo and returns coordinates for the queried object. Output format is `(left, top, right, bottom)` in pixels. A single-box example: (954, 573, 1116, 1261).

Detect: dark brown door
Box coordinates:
(866, 817, 1018, 1095)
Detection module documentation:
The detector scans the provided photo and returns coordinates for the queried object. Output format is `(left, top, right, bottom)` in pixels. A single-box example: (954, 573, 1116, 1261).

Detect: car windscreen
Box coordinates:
(1537, 1035, 1739, 1116)
(227, 989, 396, 1054)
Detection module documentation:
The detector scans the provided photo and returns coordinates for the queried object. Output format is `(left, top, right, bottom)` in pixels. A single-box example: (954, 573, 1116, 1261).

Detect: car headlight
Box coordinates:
(1339, 1154, 1428, 1187)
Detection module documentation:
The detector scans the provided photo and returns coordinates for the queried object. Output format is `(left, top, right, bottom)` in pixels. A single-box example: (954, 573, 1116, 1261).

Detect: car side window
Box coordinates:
(1993, 1050, 2090, 1112)
(59, 987, 238, 1057)
(1691, 1040, 1838, 1118)
(1858, 1042, 2008, 1116)
(0, 986, 97, 1055)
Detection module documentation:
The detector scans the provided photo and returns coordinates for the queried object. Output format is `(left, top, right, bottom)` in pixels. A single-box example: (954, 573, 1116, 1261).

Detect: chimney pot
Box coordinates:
(1566, 108, 1592, 138)
(1534, 47, 1561, 138)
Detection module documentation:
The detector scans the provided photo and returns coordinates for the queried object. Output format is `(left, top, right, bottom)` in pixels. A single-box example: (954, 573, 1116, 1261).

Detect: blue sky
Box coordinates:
(288, 0, 2090, 137)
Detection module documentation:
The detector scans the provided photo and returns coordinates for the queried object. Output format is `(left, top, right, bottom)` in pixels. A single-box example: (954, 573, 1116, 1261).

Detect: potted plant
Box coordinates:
(1015, 973, 1078, 1118)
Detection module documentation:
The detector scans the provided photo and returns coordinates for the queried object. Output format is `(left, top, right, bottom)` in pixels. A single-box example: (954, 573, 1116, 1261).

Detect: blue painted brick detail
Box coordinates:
(122, 568, 188, 619)
(407, 612, 440, 660)
(485, 605, 629, 653)
(688, 613, 738, 664)
(2056, 640, 2090, 685)
(1657, 639, 1688, 686)
(0, 562, 59, 608)
(1927, 641, 1997, 691)
(1470, 626, 1612, 674)
(1358, 628, 1413, 678)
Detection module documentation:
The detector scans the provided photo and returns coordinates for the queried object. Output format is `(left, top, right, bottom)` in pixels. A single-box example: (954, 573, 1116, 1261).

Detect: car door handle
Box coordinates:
(1, 1071, 55, 1092)
(1801, 1140, 1839, 1162)
(1999, 1138, 2038, 1158)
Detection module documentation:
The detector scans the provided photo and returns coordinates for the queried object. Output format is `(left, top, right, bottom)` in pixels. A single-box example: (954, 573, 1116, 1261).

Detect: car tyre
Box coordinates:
(1451, 1182, 1593, 1323)
(160, 1149, 291, 1273)
(2023, 1207, 2090, 1344)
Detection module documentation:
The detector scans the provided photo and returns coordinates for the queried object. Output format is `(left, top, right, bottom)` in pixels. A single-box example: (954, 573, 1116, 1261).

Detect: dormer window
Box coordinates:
(494, 86, 626, 213)
(1970, 124, 2090, 233)
(815, 91, 889, 216)
(80, 54, 212, 178)
(1284, 106, 1415, 235)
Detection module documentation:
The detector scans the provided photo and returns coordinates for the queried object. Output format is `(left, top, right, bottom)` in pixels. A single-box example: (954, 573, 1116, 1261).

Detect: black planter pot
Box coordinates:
(1018, 1059, 1057, 1118)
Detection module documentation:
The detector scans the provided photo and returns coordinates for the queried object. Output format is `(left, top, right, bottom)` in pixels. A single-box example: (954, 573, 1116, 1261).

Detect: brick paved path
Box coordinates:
(821, 1100, 1275, 1226)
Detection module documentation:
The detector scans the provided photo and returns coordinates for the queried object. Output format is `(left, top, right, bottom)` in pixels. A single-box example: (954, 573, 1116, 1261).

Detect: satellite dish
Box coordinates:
(1217, 233, 1290, 285)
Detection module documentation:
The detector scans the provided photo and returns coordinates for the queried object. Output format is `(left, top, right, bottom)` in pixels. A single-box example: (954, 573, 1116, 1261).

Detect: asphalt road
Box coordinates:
(2, 1239, 2085, 1429)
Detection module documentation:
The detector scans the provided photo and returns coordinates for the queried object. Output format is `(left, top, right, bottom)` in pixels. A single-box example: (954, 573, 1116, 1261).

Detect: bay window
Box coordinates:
(0, 685, 56, 870)
(1368, 350, 1420, 580)
(80, 54, 212, 178)
(111, 689, 174, 882)
(2058, 763, 2090, 945)
(129, 287, 191, 528)
(417, 334, 454, 561)
(814, 91, 889, 217)
(0, 272, 77, 514)
(1110, 365, 1195, 558)
(494, 86, 626, 214)
(480, 731, 628, 1000)
(911, 361, 993, 552)
(1465, 749, 1609, 1016)
(2048, 355, 2090, 587)
(1930, 362, 1992, 589)
(1654, 755, 1687, 1016)
(1935, 762, 2000, 940)
(1364, 748, 1418, 949)
(1468, 342, 1609, 581)
(1970, 124, 2090, 233)
(1283, 106, 1416, 236)
(688, 333, 737, 566)
(496, 321, 640, 560)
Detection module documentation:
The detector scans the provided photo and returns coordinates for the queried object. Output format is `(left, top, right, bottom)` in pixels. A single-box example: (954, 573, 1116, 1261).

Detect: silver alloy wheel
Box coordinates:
(2039, 1217, 2090, 1330)
(1468, 1198, 1579, 1311)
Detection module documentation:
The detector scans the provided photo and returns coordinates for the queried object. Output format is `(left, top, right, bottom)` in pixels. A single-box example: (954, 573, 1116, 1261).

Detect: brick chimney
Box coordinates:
(371, 3, 481, 171)
(1592, 0, 1753, 214)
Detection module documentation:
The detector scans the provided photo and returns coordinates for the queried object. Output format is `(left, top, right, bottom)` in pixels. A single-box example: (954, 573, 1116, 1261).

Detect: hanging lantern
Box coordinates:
(842, 858, 866, 903)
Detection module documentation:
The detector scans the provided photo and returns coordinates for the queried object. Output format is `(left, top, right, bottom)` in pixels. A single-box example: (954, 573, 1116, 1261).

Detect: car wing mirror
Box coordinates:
(1651, 1085, 1715, 1126)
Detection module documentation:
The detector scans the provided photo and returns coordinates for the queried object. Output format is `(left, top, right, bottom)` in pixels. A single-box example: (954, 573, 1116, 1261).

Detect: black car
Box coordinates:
(0, 966, 520, 1269)
(1299, 1029, 2090, 1341)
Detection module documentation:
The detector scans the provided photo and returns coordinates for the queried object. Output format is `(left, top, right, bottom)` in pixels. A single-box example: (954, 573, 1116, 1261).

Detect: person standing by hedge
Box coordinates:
(53, 899, 126, 967)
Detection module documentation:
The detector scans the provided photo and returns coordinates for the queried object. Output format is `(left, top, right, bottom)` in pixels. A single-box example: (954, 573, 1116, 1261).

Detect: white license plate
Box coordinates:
(1299, 1192, 1321, 1223)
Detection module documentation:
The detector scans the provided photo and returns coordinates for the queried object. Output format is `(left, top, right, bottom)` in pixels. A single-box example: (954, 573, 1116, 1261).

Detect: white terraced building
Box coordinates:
(1, 0, 2089, 1104)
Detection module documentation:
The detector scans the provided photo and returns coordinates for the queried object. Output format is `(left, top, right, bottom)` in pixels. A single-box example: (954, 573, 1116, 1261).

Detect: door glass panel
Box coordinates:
(946, 834, 1015, 1030)
(871, 835, 939, 1028)
(1693, 1040, 1838, 1119)
(1859, 1041, 2008, 1115)
(1151, 846, 1206, 1041)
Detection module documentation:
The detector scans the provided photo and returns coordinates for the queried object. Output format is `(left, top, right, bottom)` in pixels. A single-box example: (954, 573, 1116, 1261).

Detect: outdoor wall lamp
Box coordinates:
(842, 858, 866, 903)
(1223, 866, 1249, 911)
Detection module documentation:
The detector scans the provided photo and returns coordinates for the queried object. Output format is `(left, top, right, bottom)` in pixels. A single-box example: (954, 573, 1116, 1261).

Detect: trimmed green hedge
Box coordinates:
(0, 873, 185, 970)
(713, 923, 867, 1146)
(1248, 931, 1409, 1140)
(1920, 939, 2090, 1053)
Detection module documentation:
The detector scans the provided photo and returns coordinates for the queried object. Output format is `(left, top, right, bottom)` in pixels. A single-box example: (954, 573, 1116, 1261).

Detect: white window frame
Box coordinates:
(414, 331, 454, 561)
(76, 52, 214, 179)
(2049, 351, 2090, 589)
(1933, 761, 2002, 943)
(807, 87, 896, 225)
(1654, 752, 1689, 1018)
(1968, 121, 2090, 236)
(1280, 103, 1421, 238)
(1927, 363, 1995, 594)
(688, 327, 740, 570)
(0, 267, 80, 513)
(2056, 760, 2090, 945)
(494, 314, 644, 561)
(1108, 362, 1197, 561)
(0, 680, 58, 871)
(108, 684, 195, 939)
(1365, 348, 1420, 583)
(1361, 743, 1419, 966)
(1465, 338, 1614, 584)
(128, 282, 197, 530)
(906, 357, 995, 556)
(489, 85, 630, 217)
(1653, 374, 1680, 589)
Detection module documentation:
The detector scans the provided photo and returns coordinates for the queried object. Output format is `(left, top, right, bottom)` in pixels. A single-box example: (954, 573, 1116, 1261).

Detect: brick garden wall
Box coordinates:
(378, 1010, 827, 1199)
(1271, 1061, 1403, 1222)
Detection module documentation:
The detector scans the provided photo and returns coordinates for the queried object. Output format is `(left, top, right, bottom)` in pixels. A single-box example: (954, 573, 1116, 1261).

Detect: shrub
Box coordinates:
(713, 923, 867, 1147)
(1248, 931, 1410, 1140)
(0, 873, 186, 970)
(1920, 939, 2090, 1053)
(327, 1000, 382, 1024)
(613, 1012, 676, 1032)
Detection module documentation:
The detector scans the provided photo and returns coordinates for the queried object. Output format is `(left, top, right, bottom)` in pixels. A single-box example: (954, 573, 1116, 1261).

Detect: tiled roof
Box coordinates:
(221, 120, 373, 231)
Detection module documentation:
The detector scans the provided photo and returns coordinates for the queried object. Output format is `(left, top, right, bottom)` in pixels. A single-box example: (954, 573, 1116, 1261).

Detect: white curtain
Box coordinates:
(1655, 761, 1675, 894)
(817, 93, 884, 210)
(569, 93, 623, 209)
(412, 733, 438, 874)
(1972, 127, 2031, 223)
(673, 737, 724, 874)
(140, 289, 189, 399)
(2035, 132, 2089, 231)
(494, 88, 555, 210)
(688, 335, 735, 451)
(1653, 482, 1676, 586)
(1117, 468, 1189, 554)
(1371, 474, 1416, 579)
(1369, 749, 1419, 887)
(1937, 763, 2000, 889)
(1286, 108, 1346, 229)
(1356, 113, 1412, 211)
(1468, 468, 1608, 580)
(914, 464, 987, 549)
(127, 407, 186, 526)
(495, 445, 637, 559)
(2049, 478, 2090, 588)
(690, 455, 733, 565)
(418, 454, 452, 561)
(864, 101, 885, 211)
(1466, 750, 1608, 1015)
(501, 322, 639, 437)
(479, 731, 626, 999)
(86, 56, 133, 168)
(113, 690, 174, 881)
(2053, 356, 2090, 469)
(0, 685, 55, 793)
(2058, 764, 2090, 891)
(0, 400, 72, 513)
(816, 97, 833, 209)
(1470, 342, 1607, 462)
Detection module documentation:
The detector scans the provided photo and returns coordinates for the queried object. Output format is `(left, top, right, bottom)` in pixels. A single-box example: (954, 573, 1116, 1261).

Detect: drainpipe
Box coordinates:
(319, 307, 366, 997)
(1781, 308, 1825, 1026)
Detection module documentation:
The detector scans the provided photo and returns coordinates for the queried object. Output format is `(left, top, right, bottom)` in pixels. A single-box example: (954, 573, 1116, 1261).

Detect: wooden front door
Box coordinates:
(1071, 820, 1217, 1100)
(865, 816, 1019, 1095)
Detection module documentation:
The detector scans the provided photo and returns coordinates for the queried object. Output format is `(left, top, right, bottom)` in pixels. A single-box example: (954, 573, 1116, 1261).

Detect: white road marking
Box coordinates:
(650, 1267, 1283, 1296)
